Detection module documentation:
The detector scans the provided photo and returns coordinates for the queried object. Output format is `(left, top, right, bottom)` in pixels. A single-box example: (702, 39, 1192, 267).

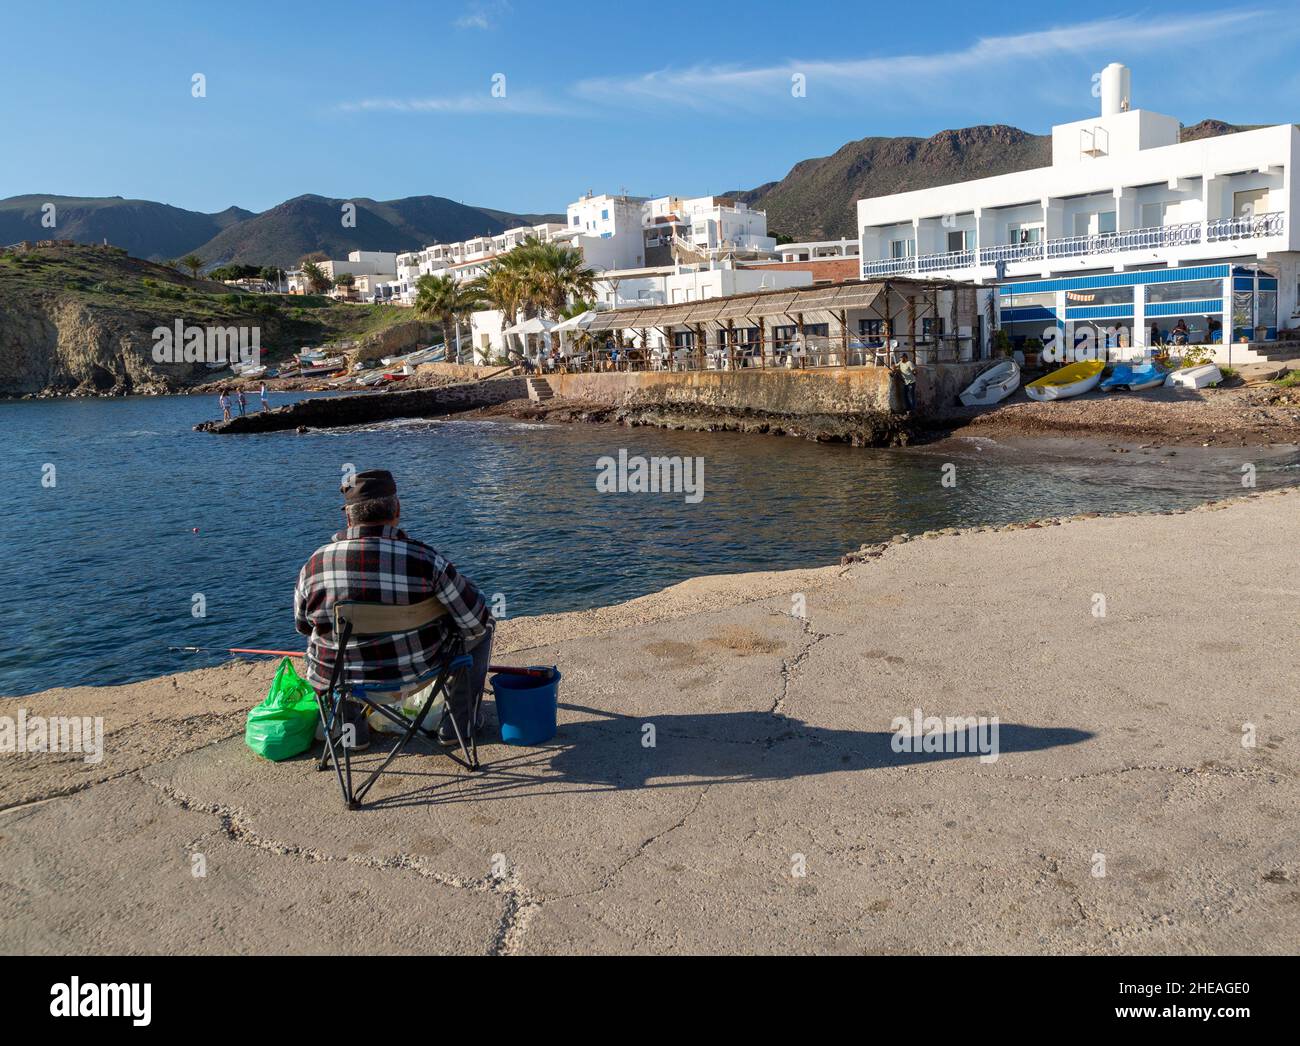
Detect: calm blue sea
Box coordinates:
(3, 393, 1294, 696)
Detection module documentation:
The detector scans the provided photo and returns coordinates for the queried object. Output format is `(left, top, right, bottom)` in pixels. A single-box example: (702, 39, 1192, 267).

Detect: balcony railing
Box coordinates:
(862, 212, 1285, 277)
(1207, 211, 1286, 241)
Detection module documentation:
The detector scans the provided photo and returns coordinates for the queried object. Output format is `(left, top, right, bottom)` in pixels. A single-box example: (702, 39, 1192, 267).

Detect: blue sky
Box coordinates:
(1, 0, 1296, 216)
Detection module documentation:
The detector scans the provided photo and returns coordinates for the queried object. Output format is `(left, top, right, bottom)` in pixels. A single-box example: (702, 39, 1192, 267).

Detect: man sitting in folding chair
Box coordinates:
(293, 469, 493, 806)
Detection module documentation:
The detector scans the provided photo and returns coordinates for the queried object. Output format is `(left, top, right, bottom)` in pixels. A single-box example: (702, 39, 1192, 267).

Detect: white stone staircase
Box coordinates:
(526, 376, 555, 402)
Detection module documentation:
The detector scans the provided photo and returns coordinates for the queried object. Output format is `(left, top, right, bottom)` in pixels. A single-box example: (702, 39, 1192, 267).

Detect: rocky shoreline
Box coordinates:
(467, 380, 1300, 450)
(474, 396, 918, 446)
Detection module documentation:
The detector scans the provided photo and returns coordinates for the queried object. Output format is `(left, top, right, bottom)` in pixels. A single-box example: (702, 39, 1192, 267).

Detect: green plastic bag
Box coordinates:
(245, 658, 319, 761)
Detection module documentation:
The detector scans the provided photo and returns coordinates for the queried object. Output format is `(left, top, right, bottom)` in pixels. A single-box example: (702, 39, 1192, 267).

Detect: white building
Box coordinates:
(467, 260, 819, 363)
(857, 63, 1296, 355)
(779, 239, 860, 262)
(322, 250, 398, 281)
(393, 221, 572, 303)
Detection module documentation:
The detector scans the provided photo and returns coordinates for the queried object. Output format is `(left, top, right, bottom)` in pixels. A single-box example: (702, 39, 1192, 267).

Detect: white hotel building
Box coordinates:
(857, 64, 1297, 357)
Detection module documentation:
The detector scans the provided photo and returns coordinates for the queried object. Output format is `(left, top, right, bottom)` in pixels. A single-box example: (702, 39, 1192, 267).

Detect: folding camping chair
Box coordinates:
(315, 596, 483, 810)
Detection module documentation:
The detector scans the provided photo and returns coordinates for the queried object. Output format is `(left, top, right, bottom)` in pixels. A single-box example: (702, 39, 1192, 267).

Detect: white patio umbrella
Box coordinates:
(503, 315, 556, 360)
(551, 310, 597, 355)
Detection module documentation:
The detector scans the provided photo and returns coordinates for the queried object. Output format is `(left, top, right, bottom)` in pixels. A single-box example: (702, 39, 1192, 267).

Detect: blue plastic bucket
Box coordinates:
(491, 668, 560, 746)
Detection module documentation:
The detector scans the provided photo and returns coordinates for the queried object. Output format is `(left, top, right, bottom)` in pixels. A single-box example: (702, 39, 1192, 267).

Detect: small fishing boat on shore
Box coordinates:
(959, 360, 1020, 406)
(1166, 363, 1222, 389)
(298, 356, 346, 377)
(1100, 361, 1165, 392)
(1025, 359, 1104, 401)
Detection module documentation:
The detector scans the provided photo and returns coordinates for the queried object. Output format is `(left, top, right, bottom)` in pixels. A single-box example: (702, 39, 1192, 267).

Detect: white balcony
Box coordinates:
(862, 212, 1286, 278)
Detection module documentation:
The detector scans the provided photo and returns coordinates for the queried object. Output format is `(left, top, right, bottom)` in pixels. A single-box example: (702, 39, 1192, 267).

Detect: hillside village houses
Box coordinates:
(276, 61, 1296, 369)
(286, 250, 397, 298)
(278, 189, 871, 362)
(857, 63, 1299, 364)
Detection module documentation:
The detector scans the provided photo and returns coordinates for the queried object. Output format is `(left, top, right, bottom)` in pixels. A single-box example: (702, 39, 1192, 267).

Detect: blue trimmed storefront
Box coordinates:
(995, 264, 1278, 349)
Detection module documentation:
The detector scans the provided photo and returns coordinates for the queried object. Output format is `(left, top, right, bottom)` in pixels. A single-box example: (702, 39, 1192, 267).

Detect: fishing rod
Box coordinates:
(171, 646, 303, 657)
(169, 646, 553, 678)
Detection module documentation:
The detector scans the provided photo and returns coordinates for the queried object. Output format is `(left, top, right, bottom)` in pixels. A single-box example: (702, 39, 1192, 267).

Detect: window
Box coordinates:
(890, 238, 915, 259)
(1000, 290, 1056, 309)
(572, 216, 579, 225)
(858, 318, 884, 337)
(1141, 202, 1169, 228)
(1145, 278, 1223, 304)
(1064, 285, 1132, 307)
(1068, 212, 1117, 235)
(1008, 224, 1043, 244)
(1234, 188, 1270, 218)
(947, 230, 971, 252)
(601, 209, 609, 220)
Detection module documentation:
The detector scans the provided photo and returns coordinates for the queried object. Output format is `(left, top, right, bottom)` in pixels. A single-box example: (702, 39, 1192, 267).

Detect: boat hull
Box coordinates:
(959, 360, 1020, 407)
(1100, 363, 1165, 392)
(1166, 364, 1222, 389)
(1025, 360, 1105, 401)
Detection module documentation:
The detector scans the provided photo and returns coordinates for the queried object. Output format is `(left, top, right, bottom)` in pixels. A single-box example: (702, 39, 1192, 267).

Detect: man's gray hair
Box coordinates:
(346, 494, 399, 526)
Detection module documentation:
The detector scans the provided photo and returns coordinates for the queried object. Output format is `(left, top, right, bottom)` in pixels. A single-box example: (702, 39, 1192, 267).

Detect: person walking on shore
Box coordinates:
(294, 470, 494, 751)
(219, 388, 231, 421)
(260, 382, 270, 412)
(893, 352, 917, 412)
(237, 388, 247, 416)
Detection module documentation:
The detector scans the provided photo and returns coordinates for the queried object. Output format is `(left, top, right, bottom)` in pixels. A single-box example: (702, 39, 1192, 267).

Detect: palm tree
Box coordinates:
(519, 239, 596, 318)
(480, 237, 595, 319)
(471, 262, 524, 322)
(179, 254, 204, 279)
(259, 265, 285, 292)
(414, 274, 482, 363)
(301, 261, 332, 295)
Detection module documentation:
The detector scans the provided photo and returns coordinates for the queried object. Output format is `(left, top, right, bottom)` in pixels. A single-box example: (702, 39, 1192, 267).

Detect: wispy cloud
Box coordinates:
(572, 10, 1273, 112)
(339, 9, 1287, 123)
(337, 91, 565, 116)
(454, 0, 510, 31)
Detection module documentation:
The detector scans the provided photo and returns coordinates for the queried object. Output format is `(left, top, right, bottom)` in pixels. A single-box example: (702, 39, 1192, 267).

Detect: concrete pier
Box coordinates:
(195, 377, 529, 433)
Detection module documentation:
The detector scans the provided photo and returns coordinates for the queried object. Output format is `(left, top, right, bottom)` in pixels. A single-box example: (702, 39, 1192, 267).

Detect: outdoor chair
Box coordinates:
(315, 596, 482, 810)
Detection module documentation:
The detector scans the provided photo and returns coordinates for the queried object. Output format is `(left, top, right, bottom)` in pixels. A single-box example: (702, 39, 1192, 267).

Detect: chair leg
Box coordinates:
(442, 670, 480, 772)
(316, 687, 352, 804)
(315, 623, 358, 808)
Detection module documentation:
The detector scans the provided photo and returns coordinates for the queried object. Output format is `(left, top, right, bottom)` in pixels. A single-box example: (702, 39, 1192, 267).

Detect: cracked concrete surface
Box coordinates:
(2, 490, 1298, 954)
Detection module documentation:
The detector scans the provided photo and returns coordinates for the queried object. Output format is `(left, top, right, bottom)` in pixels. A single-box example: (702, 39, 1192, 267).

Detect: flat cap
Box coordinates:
(341, 469, 397, 505)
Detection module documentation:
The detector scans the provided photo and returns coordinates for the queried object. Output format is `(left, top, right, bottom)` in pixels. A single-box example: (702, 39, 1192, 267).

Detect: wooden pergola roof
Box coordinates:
(582, 278, 955, 332)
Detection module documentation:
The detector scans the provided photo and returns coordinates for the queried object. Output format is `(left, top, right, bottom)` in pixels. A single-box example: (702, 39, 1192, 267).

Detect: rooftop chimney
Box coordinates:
(1100, 63, 1131, 117)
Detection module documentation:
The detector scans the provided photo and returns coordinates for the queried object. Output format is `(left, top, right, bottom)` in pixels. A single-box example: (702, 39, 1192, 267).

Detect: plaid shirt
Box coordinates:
(294, 525, 491, 691)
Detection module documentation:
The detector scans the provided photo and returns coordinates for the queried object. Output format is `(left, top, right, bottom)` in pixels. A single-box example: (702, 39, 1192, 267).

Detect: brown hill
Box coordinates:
(733, 121, 1251, 241)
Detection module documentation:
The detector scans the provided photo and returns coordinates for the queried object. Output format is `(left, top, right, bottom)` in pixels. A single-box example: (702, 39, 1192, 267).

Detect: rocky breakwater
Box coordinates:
(195, 376, 529, 433)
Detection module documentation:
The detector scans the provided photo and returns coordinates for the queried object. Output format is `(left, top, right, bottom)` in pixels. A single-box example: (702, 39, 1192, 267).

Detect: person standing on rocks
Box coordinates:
(219, 387, 231, 421)
(237, 388, 247, 416)
(260, 382, 270, 412)
(894, 353, 917, 412)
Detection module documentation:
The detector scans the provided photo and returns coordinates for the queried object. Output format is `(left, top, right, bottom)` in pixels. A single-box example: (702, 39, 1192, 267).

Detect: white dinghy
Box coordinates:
(959, 360, 1020, 407)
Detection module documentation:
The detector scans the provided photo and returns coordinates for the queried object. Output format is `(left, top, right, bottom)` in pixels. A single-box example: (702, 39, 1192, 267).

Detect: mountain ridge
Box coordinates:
(2, 118, 1259, 266)
(727, 119, 1255, 241)
(0, 192, 563, 269)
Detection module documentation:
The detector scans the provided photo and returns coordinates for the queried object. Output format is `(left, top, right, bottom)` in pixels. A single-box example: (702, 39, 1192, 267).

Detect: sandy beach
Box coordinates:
(2, 485, 1297, 955)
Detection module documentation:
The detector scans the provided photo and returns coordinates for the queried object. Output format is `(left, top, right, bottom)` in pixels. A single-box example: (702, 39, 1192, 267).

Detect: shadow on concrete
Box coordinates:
(348, 703, 1093, 811)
